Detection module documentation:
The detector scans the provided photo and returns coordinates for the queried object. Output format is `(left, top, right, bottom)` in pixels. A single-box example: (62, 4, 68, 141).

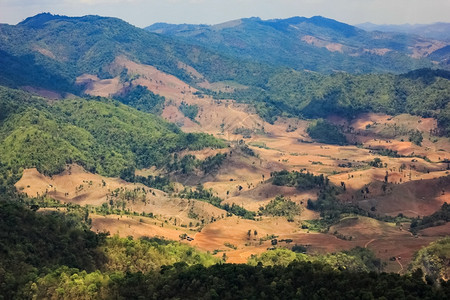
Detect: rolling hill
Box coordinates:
(146, 16, 450, 73)
(357, 22, 450, 42)
(1, 12, 450, 298)
(1, 14, 449, 135)
(0, 13, 274, 93)
(0, 85, 223, 187)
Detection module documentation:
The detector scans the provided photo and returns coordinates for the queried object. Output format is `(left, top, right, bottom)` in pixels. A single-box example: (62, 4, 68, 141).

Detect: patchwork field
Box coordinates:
(16, 57, 450, 272)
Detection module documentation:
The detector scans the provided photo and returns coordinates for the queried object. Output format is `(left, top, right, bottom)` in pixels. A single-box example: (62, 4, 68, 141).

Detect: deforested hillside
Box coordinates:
(0, 13, 274, 93)
(147, 16, 449, 74)
(1, 14, 449, 137)
(1, 11, 450, 299)
(214, 68, 450, 136)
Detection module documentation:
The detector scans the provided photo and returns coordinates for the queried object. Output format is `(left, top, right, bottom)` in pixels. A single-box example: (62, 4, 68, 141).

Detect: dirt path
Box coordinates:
(397, 258, 404, 274)
(365, 239, 376, 248)
(174, 200, 190, 225)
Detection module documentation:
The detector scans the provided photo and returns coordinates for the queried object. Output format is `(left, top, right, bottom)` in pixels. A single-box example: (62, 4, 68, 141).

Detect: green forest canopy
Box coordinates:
(2, 199, 449, 299)
(0, 86, 224, 179)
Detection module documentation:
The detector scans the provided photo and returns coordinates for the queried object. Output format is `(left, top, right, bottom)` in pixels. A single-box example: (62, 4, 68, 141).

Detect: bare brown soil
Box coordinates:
(17, 55, 450, 271)
(329, 216, 440, 273)
(16, 165, 226, 228)
(91, 214, 183, 241)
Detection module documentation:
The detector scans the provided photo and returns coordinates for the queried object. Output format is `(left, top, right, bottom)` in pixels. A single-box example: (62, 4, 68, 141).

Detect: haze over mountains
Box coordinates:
(356, 22, 450, 42)
(1, 13, 449, 96)
(147, 16, 450, 73)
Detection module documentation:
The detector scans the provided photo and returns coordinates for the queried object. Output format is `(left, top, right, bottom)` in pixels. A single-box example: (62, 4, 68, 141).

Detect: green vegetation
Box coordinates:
(371, 148, 403, 158)
(270, 170, 370, 229)
(271, 169, 327, 190)
(0, 86, 223, 178)
(147, 16, 441, 74)
(410, 202, 450, 233)
(222, 203, 256, 220)
(307, 186, 368, 224)
(369, 157, 383, 168)
(166, 153, 227, 175)
(100, 235, 218, 273)
(248, 247, 381, 272)
(307, 119, 347, 145)
(233, 127, 253, 138)
(119, 166, 174, 192)
(179, 184, 223, 208)
(166, 154, 199, 174)
(0, 200, 104, 299)
(31, 260, 450, 299)
(1, 196, 450, 299)
(2, 13, 450, 300)
(219, 69, 450, 136)
(409, 129, 424, 146)
(1, 14, 449, 137)
(114, 85, 165, 114)
(179, 102, 199, 121)
(259, 195, 301, 221)
(0, 198, 219, 298)
(0, 13, 273, 93)
(409, 238, 450, 283)
(200, 153, 227, 173)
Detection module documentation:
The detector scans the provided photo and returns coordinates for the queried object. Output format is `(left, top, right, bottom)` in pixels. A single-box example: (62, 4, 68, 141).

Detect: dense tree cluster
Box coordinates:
(114, 84, 165, 115)
(1, 197, 449, 299)
(147, 16, 442, 74)
(410, 202, 450, 232)
(215, 69, 450, 136)
(259, 195, 302, 221)
(271, 169, 327, 190)
(119, 166, 174, 192)
(0, 200, 105, 298)
(31, 260, 450, 299)
(179, 102, 199, 121)
(306, 119, 347, 145)
(409, 237, 450, 283)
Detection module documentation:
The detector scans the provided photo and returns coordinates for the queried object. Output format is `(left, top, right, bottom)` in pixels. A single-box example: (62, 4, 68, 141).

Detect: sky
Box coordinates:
(1, 0, 449, 28)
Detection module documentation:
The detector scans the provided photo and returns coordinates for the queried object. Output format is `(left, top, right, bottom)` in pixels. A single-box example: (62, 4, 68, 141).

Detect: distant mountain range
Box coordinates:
(0, 13, 272, 93)
(0, 13, 449, 136)
(356, 22, 450, 42)
(1, 13, 449, 95)
(146, 16, 450, 73)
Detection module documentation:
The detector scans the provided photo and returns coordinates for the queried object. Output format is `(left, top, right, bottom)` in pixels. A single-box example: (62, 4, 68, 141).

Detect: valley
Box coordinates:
(0, 12, 449, 298)
(14, 55, 450, 272)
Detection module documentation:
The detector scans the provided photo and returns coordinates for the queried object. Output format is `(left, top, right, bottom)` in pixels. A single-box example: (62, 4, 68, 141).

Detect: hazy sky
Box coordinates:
(1, 0, 449, 27)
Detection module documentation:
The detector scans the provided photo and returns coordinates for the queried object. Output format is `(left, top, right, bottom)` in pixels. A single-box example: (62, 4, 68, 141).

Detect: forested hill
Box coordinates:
(146, 16, 449, 74)
(215, 68, 450, 136)
(0, 13, 274, 92)
(0, 86, 223, 190)
(0, 14, 449, 136)
(1, 13, 448, 97)
(1, 199, 449, 299)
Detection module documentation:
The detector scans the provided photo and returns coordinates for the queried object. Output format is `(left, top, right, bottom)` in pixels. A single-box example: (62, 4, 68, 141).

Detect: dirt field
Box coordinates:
(15, 165, 226, 228)
(18, 55, 450, 272)
(329, 216, 442, 273)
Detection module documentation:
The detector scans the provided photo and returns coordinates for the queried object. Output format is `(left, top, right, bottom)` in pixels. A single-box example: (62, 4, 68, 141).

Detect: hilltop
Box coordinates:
(0, 13, 273, 93)
(356, 22, 450, 42)
(147, 16, 450, 73)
